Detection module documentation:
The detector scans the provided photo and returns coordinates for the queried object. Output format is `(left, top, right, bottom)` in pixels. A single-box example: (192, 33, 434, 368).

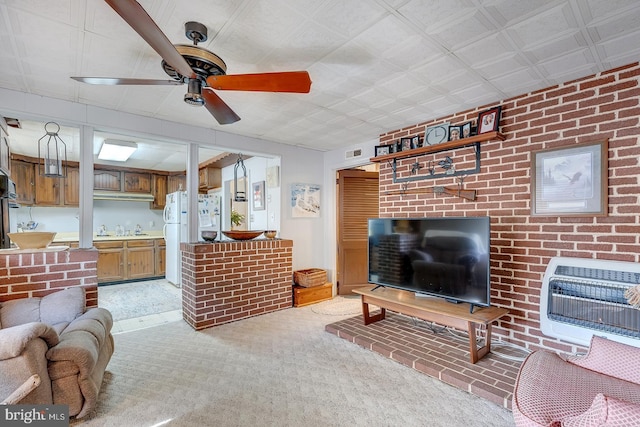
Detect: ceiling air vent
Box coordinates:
(345, 148, 363, 159)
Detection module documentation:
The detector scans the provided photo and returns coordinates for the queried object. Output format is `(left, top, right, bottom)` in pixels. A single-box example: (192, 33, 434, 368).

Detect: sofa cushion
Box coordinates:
(566, 335, 640, 385)
(513, 350, 640, 426)
(0, 288, 85, 330)
(0, 298, 41, 328)
(562, 393, 640, 427)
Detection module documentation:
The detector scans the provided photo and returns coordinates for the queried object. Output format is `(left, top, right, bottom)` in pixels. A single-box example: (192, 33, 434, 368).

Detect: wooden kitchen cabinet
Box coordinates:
(124, 172, 151, 193)
(127, 239, 155, 279)
(94, 169, 121, 191)
(155, 240, 166, 276)
(167, 174, 186, 194)
(151, 174, 167, 209)
(95, 241, 126, 283)
(199, 166, 221, 191)
(35, 173, 61, 206)
(63, 167, 80, 206)
(10, 159, 35, 205)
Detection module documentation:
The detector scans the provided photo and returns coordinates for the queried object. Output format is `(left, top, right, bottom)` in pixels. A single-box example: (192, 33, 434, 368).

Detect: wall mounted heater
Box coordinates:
(540, 256, 640, 348)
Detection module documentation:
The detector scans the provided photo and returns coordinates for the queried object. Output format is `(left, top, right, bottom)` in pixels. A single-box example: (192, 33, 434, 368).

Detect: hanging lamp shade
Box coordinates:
(234, 154, 247, 202)
(38, 122, 67, 178)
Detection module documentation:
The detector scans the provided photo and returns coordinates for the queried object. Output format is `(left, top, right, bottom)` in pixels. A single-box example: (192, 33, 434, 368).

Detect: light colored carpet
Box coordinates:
(74, 301, 515, 427)
(98, 280, 181, 321)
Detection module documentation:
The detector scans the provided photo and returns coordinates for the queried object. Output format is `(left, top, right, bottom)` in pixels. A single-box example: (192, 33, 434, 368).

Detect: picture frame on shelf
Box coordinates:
(477, 106, 502, 134)
(400, 137, 412, 151)
(411, 135, 421, 148)
(448, 125, 462, 141)
(374, 145, 390, 157)
(461, 121, 473, 139)
(531, 140, 608, 216)
(424, 122, 450, 146)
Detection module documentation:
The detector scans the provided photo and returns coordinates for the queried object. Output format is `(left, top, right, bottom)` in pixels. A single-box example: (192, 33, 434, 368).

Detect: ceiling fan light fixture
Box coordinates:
(98, 139, 137, 162)
(184, 78, 205, 106)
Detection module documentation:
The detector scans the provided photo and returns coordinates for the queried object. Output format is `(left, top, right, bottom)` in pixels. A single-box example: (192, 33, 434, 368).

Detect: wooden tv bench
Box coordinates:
(353, 286, 509, 364)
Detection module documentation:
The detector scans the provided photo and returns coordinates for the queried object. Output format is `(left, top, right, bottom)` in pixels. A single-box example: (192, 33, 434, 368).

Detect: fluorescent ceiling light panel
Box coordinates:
(98, 139, 137, 161)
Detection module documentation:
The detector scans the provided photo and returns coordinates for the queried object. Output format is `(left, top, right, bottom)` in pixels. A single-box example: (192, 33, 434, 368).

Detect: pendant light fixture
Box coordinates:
(38, 121, 67, 178)
(234, 153, 247, 202)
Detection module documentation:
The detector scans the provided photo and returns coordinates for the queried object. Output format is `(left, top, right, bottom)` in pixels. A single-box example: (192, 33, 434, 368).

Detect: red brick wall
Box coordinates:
(180, 239, 293, 330)
(378, 62, 640, 354)
(0, 248, 99, 307)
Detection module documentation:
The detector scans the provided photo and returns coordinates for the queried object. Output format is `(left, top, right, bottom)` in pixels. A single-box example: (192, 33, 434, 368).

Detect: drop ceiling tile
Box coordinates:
(582, 0, 640, 23)
(586, 10, 640, 42)
(429, 11, 496, 51)
(524, 33, 586, 63)
(313, 0, 387, 38)
(471, 54, 529, 80)
(353, 15, 418, 56)
(596, 31, 640, 64)
(381, 35, 442, 71)
(397, 0, 477, 33)
(489, 68, 544, 94)
(454, 32, 520, 67)
(482, 0, 564, 26)
(506, 3, 577, 49)
(537, 48, 594, 79)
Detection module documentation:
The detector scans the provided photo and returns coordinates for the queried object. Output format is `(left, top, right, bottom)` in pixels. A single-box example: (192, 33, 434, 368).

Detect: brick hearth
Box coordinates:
(326, 311, 525, 409)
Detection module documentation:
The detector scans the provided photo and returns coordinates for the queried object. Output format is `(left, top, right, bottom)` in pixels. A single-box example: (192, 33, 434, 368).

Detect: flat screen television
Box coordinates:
(368, 216, 491, 309)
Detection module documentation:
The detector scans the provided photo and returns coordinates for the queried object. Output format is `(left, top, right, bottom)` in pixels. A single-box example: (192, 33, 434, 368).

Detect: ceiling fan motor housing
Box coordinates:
(184, 78, 205, 106)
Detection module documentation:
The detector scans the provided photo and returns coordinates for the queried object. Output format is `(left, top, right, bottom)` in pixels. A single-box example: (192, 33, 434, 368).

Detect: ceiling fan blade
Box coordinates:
(105, 0, 196, 79)
(207, 71, 312, 93)
(202, 89, 241, 125)
(71, 77, 183, 85)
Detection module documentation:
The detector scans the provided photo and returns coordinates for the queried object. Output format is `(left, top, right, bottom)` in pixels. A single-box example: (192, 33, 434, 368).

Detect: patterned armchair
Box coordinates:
(512, 335, 640, 426)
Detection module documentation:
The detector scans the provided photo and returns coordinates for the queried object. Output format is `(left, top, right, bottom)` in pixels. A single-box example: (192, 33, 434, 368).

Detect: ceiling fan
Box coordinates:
(71, 0, 312, 125)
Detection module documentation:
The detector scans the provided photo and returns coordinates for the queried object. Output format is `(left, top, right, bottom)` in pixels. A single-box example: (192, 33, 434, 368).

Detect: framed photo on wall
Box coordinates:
(531, 140, 608, 216)
(477, 106, 502, 134)
(448, 125, 462, 141)
(461, 121, 473, 139)
(252, 181, 266, 211)
(400, 137, 412, 151)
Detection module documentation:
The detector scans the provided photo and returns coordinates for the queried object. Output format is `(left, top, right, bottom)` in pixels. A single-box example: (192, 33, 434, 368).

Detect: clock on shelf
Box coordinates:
(424, 122, 450, 146)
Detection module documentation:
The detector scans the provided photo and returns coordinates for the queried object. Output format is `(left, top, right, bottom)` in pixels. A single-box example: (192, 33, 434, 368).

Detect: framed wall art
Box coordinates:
(400, 137, 412, 151)
(411, 135, 421, 148)
(477, 106, 501, 134)
(461, 121, 473, 139)
(252, 181, 265, 211)
(531, 140, 608, 216)
(291, 183, 321, 218)
(448, 125, 462, 141)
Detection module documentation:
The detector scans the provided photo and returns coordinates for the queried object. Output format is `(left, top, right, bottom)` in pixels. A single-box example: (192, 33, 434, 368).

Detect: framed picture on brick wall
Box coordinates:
(531, 140, 608, 216)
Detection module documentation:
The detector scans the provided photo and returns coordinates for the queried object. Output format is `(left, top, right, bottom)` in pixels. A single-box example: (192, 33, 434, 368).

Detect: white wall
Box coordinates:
(0, 87, 324, 270)
(321, 139, 380, 285)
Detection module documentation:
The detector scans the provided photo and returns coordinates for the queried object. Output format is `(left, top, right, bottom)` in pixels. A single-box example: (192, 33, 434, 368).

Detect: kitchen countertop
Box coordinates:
(53, 231, 165, 242)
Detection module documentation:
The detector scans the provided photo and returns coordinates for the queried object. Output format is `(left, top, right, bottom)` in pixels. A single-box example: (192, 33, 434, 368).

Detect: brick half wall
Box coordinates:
(180, 239, 293, 330)
(0, 247, 99, 307)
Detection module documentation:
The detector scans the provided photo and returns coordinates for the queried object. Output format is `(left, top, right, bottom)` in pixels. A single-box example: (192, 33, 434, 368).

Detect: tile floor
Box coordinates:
(326, 311, 527, 410)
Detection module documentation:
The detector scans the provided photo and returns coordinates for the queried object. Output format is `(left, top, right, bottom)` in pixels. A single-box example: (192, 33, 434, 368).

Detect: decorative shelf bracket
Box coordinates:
(391, 141, 481, 184)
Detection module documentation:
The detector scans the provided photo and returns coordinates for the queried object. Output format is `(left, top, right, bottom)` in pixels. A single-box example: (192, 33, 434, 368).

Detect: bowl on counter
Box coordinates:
(221, 230, 263, 241)
(201, 230, 218, 242)
(8, 232, 57, 249)
(263, 230, 277, 239)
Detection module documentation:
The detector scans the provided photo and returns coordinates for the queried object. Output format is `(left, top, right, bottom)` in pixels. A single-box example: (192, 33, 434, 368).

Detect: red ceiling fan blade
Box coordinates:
(71, 77, 183, 85)
(202, 89, 241, 125)
(207, 71, 312, 93)
(105, 0, 196, 79)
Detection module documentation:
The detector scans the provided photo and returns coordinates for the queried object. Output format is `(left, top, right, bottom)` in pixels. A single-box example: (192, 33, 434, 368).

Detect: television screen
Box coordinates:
(368, 216, 491, 308)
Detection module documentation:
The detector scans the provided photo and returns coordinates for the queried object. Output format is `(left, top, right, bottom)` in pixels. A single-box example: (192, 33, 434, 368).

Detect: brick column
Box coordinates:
(180, 239, 293, 330)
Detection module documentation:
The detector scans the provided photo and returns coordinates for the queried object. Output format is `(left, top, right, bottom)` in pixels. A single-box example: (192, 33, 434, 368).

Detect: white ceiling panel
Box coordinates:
(1, 0, 640, 162)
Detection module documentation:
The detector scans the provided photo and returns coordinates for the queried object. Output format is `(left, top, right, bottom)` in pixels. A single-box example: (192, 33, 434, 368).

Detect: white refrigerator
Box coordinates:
(163, 191, 219, 287)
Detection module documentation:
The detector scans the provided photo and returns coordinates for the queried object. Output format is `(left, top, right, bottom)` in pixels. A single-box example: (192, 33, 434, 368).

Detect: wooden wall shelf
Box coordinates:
(370, 131, 505, 163)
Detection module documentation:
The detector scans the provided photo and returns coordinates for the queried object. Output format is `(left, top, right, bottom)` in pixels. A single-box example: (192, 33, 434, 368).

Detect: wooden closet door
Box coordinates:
(337, 169, 379, 295)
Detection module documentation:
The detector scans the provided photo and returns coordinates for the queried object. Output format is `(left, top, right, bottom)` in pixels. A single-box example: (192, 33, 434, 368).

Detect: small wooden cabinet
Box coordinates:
(167, 174, 186, 194)
(155, 240, 166, 276)
(199, 166, 221, 191)
(123, 172, 151, 193)
(94, 170, 121, 191)
(126, 239, 155, 279)
(151, 174, 167, 209)
(95, 241, 126, 283)
(10, 159, 35, 205)
(63, 167, 80, 206)
(35, 174, 61, 206)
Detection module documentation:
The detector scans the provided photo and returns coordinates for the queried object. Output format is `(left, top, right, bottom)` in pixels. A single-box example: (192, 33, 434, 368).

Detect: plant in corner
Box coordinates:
(230, 209, 245, 229)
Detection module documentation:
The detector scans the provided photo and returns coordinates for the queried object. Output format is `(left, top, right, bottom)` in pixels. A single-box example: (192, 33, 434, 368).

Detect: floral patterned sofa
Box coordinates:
(512, 335, 640, 426)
